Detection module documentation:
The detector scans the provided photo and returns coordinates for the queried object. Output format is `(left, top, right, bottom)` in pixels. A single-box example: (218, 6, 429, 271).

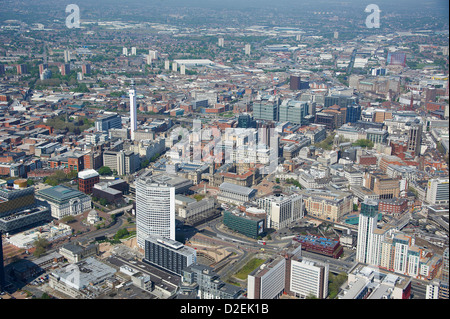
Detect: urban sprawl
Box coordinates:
(0, 0, 448, 302)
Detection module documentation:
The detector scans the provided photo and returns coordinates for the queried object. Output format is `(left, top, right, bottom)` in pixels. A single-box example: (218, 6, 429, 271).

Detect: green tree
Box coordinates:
(114, 228, 129, 240)
(352, 139, 374, 149)
(328, 272, 348, 299)
(98, 166, 112, 176)
(61, 215, 75, 224)
(33, 238, 50, 258)
(73, 83, 90, 93)
(150, 153, 160, 162)
(140, 159, 150, 169)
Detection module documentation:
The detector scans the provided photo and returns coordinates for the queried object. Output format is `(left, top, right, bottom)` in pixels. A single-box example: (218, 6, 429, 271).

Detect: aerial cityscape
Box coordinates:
(0, 0, 449, 306)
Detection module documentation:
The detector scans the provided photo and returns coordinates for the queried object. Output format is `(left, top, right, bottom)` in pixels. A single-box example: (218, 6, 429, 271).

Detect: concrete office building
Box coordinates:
(290, 257, 329, 299)
(150, 173, 193, 194)
(175, 195, 215, 220)
(144, 234, 196, 275)
(366, 128, 389, 144)
(59, 242, 99, 263)
(299, 189, 353, 222)
(92, 183, 122, 204)
(363, 171, 400, 200)
(180, 263, 244, 299)
(135, 176, 176, 248)
(95, 113, 122, 132)
(257, 193, 304, 229)
(252, 96, 280, 121)
(426, 178, 449, 205)
(439, 247, 449, 299)
(289, 75, 309, 91)
(217, 182, 257, 205)
(103, 150, 139, 176)
(247, 256, 286, 299)
(324, 94, 358, 109)
(279, 100, 309, 125)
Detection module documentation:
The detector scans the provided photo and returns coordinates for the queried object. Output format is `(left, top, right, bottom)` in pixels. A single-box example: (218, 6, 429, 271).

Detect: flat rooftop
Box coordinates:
(37, 185, 87, 202)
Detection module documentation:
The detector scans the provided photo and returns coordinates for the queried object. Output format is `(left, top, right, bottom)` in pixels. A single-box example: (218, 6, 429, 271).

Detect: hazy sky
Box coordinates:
(1, 0, 448, 26)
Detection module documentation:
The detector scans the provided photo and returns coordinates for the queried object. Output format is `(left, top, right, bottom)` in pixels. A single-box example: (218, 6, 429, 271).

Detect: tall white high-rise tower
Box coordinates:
(135, 176, 176, 248)
(129, 80, 137, 141)
(245, 44, 251, 55)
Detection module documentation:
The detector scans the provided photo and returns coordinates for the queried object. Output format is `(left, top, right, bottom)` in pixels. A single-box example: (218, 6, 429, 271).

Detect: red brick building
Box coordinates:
(358, 154, 377, 166)
(378, 198, 408, 215)
(77, 169, 100, 194)
(48, 151, 85, 172)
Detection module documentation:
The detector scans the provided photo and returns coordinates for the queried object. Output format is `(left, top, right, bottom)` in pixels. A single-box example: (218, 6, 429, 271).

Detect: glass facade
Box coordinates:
(223, 210, 265, 239)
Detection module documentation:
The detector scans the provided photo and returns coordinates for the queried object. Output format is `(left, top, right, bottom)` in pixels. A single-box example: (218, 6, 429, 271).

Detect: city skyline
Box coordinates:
(0, 0, 448, 308)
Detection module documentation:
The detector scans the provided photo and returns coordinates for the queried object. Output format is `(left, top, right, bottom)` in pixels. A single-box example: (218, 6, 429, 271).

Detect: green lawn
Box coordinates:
(234, 258, 266, 280)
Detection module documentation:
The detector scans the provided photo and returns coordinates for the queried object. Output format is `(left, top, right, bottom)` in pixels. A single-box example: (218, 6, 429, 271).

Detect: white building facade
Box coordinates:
(135, 177, 176, 247)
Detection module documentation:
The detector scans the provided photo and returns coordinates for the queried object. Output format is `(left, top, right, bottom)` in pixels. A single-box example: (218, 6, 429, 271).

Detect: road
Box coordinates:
(193, 215, 356, 276)
(105, 204, 134, 216)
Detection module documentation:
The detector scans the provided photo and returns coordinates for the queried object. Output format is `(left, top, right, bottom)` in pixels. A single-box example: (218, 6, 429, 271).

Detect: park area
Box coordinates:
(233, 257, 266, 280)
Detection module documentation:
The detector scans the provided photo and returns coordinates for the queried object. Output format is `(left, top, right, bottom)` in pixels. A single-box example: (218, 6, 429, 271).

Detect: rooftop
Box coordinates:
(37, 185, 88, 202)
